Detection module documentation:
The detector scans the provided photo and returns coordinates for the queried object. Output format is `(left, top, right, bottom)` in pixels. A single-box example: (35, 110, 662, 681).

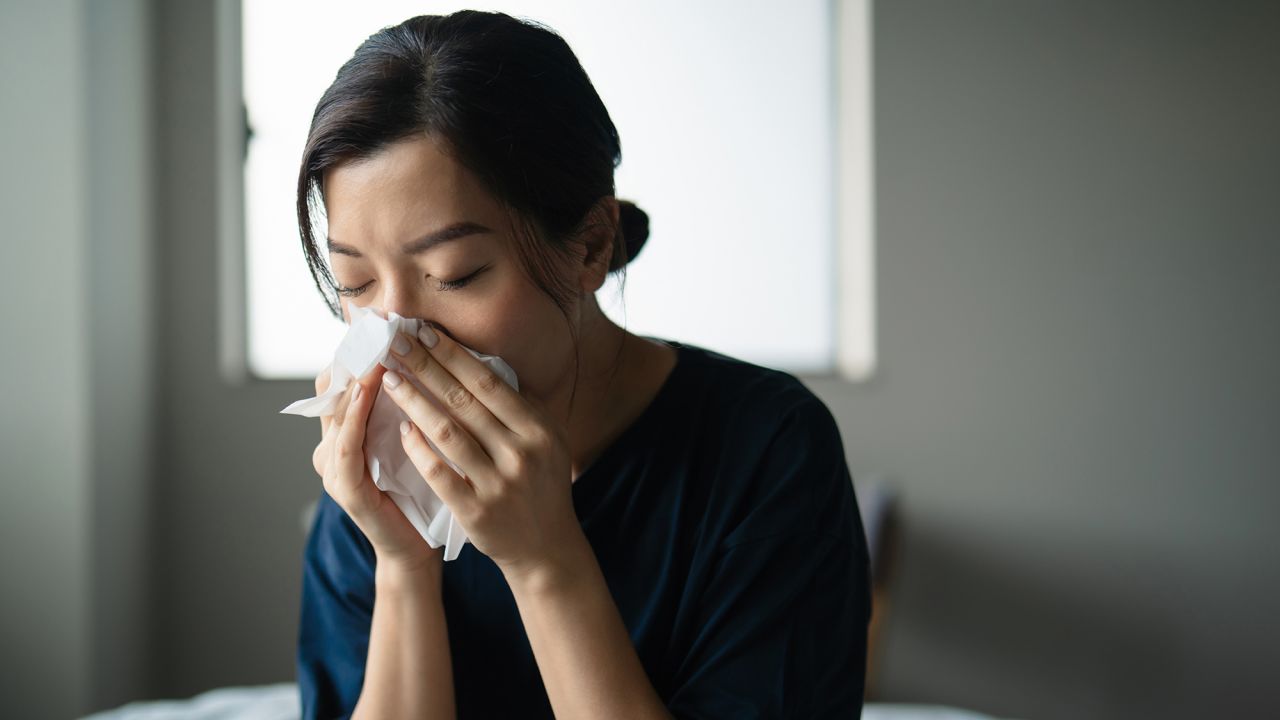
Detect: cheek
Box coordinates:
(482, 278, 576, 394)
(442, 271, 550, 353)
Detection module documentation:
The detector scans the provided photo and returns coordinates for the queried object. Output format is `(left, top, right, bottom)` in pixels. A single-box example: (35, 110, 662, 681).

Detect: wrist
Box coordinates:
(376, 549, 444, 590)
(502, 529, 596, 598)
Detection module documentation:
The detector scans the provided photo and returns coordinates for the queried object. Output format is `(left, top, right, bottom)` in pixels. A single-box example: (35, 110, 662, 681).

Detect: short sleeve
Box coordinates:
(666, 395, 872, 719)
(297, 490, 377, 720)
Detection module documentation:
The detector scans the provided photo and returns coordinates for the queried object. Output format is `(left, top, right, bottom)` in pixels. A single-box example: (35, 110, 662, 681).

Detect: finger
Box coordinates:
(311, 430, 327, 476)
(398, 419, 477, 518)
(331, 383, 357, 424)
(316, 364, 334, 436)
(328, 381, 376, 514)
(380, 368, 496, 489)
(312, 427, 334, 478)
(416, 325, 541, 438)
(332, 363, 388, 431)
(386, 330, 515, 459)
(315, 363, 332, 395)
(313, 391, 346, 478)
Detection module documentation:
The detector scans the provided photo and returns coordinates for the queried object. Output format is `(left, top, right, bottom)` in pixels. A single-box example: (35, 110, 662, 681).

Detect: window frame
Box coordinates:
(214, 0, 876, 385)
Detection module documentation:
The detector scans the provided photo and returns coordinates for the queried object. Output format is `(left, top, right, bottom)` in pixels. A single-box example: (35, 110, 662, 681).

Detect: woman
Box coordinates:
(296, 10, 870, 719)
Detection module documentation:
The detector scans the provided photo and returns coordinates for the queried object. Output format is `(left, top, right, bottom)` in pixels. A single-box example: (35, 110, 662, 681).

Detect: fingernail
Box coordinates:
(419, 325, 439, 348)
(391, 334, 411, 356)
(351, 384, 362, 402)
(382, 371, 402, 390)
(399, 420, 411, 436)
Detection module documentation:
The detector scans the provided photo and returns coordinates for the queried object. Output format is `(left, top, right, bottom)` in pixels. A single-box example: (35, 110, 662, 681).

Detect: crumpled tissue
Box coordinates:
(280, 304, 519, 561)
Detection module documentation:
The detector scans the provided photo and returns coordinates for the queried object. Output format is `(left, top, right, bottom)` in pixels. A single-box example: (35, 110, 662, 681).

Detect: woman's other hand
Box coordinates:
(312, 362, 443, 576)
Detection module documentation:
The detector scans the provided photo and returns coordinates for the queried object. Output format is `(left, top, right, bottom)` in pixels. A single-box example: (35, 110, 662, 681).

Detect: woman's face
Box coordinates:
(322, 133, 586, 403)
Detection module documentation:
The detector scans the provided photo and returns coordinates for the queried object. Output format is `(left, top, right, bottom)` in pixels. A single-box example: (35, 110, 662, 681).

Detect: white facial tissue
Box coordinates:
(281, 304, 519, 562)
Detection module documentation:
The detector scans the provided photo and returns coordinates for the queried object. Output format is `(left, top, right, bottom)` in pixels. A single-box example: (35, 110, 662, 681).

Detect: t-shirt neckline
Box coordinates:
(571, 338, 691, 494)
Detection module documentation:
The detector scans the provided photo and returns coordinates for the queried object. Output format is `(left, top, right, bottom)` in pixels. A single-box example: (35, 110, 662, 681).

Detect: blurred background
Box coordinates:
(3, 1, 1278, 719)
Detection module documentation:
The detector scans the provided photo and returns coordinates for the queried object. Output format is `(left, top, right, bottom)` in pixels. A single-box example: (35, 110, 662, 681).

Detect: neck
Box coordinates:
(540, 295, 632, 481)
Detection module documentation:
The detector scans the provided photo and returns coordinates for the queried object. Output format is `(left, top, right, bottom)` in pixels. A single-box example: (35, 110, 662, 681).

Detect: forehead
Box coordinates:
(322, 134, 504, 241)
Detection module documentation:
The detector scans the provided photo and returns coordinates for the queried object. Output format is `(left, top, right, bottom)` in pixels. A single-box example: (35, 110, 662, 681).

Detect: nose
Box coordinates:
(377, 279, 425, 321)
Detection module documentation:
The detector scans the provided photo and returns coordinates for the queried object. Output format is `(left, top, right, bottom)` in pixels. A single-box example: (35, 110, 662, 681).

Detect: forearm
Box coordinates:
(353, 561, 456, 720)
(506, 537, 672, 720)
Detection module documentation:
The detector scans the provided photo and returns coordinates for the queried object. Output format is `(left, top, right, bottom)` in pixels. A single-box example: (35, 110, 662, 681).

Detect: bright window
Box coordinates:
(240, 0, 872, 379)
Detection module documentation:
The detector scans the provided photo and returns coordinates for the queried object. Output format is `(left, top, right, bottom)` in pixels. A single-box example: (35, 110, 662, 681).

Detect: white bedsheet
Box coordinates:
(81, 683, 1011, 720)
(81, 683, 298, 720)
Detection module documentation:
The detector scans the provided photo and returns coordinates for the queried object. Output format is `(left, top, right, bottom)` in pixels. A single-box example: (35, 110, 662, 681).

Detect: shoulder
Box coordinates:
(660, 341, 855, 544)
(666, 340, 841, 443)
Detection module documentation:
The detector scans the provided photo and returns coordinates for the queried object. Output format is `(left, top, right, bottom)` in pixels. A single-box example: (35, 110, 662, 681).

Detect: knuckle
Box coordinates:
(407, 350, 432, 376)
(443, 384, 472, 412)
(334, 440, 359, 462)
(475, 370, 503, 395)
(312, 445, 326, 477)
(506, 444, 532, 472)
(425, 458, 455, 483)
(526, 427, 553, 451)
(490, 479, 515, 503)
(432, 418, 454, 444)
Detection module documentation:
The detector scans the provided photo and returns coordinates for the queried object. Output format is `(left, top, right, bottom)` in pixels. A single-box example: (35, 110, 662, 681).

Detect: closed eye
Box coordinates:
(335, 264, 490, 297)
(435, 264, 490, 292)
(335, 280, 372, 298)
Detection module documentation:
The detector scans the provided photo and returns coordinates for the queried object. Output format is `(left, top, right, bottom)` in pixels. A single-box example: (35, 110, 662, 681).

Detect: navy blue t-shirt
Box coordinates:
(297, 340, 871, 719)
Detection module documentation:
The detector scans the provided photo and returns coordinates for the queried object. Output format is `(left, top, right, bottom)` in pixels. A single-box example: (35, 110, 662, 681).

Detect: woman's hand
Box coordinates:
(378, 325, 585, 584)
(312, 362, 443, 575)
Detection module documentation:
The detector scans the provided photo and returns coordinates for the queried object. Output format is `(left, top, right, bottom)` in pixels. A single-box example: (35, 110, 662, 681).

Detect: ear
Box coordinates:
(574, 196, 620, 294)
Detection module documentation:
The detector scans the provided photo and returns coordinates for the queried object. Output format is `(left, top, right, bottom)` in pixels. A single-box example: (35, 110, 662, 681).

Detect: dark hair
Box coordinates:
(296, 10, 649, 326)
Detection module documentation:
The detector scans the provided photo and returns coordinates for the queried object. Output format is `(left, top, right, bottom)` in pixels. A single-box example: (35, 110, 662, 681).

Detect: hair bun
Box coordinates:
(612, 199, 650, 271)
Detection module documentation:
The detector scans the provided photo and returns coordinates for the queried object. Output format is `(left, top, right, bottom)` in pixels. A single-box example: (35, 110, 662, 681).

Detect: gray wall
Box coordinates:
(2, 1, 1276, 718)
(149, 0, 318, 697)
(1, 2, 92, 718)
(1, 0, 155, 717)
(811, 1, 1279, 718)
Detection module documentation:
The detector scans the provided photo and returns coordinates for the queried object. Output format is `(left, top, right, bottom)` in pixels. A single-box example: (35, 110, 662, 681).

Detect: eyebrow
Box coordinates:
(326, 221, 492, 258)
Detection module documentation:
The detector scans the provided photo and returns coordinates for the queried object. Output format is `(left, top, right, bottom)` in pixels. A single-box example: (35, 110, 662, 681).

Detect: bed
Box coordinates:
(81, 682, 1011, 720)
